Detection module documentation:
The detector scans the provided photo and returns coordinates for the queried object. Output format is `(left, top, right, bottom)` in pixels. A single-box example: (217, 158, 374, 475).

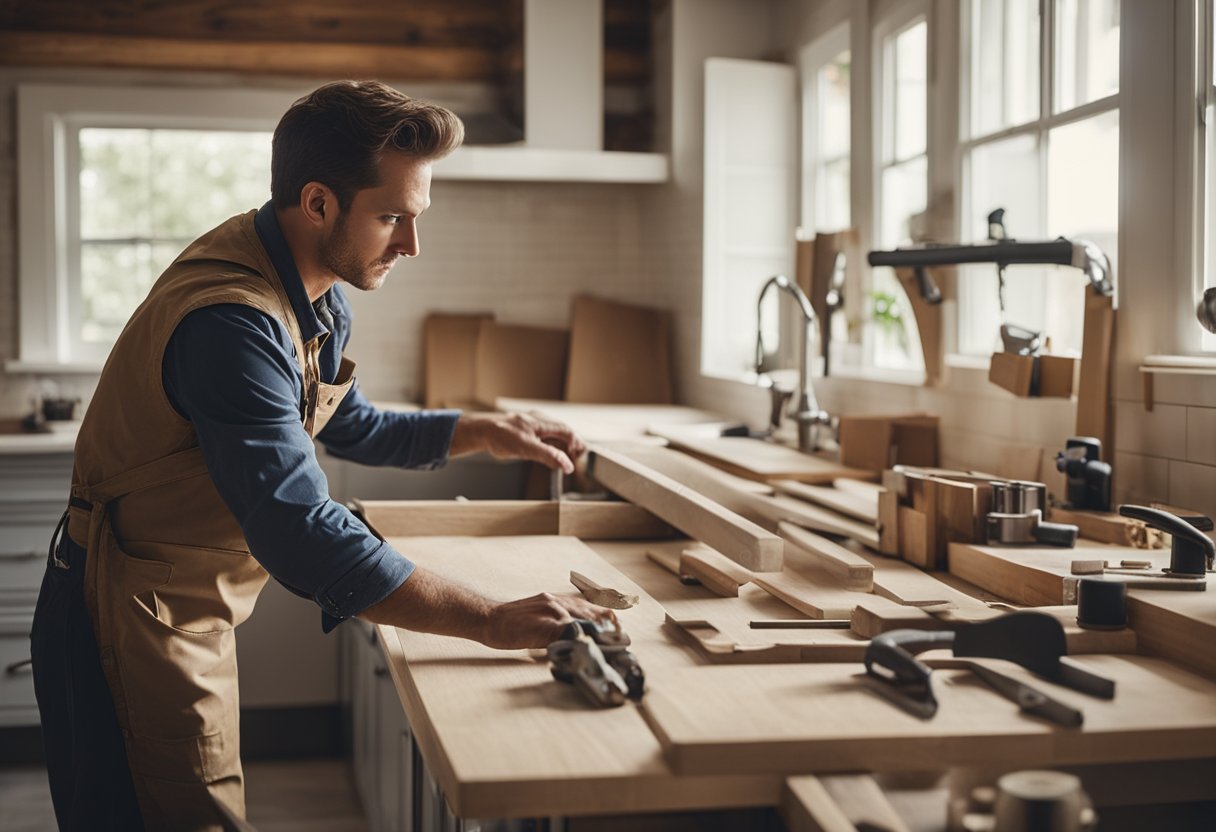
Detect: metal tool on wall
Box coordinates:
(1054, 438, 1112, 512)
(986, 480, 1079, 548)
(547, 618, 644, 707)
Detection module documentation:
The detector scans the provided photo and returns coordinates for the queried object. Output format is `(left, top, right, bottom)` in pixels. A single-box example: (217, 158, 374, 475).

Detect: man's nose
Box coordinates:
(392, 219, 420, 258)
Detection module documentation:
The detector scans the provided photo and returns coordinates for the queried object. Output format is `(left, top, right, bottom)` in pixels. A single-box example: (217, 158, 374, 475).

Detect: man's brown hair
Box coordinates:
(271, 80, 464, 210)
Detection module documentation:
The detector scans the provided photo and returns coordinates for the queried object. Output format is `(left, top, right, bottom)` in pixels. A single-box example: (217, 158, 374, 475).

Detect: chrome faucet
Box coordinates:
(754, 275, 831, 452)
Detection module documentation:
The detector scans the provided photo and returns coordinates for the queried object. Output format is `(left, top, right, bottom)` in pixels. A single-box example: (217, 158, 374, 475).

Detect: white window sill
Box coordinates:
(6, 360, 105, 375)
(1139, 355, 1216, 376)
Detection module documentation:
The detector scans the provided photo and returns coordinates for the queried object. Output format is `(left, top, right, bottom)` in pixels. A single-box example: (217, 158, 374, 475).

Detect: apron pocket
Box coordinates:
(130, 729, 241, 785)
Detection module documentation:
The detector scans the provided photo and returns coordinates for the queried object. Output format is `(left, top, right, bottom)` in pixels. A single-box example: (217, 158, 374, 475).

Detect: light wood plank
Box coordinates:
(679, 546, 755, 597)
(1128, 589, 1216, 680)
(357, 499, 558, 538)
(588, 448, 784, 571)
(751, 494, 881, 549)
(648, 431, 875, 484)
(782, 775, 912, 832)
(772, 480, 879, 524)
(640, 656, 1216, 777)
(778, 523, 874, 592)
(557, 501, 676, 539)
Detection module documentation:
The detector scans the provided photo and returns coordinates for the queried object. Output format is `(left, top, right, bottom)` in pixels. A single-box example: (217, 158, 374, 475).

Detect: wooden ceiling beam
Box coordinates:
(0, 31, 501, 82)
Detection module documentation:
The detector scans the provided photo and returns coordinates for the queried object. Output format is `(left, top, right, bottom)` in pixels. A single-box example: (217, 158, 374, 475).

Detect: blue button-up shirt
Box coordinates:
(162, 202, 459, 631)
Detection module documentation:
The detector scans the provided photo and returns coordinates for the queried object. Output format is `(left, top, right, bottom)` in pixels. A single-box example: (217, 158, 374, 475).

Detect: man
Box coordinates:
(30, 80, 612, 831)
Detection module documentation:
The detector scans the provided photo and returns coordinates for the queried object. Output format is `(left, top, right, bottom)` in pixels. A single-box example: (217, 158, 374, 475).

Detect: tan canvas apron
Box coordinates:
(65, 212, 357, 830)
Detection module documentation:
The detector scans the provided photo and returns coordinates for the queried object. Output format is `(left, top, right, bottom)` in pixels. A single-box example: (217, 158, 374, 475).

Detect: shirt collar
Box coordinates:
(254, 200, 329, 344)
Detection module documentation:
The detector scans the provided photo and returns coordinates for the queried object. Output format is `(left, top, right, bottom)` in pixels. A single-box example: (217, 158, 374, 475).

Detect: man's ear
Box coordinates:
(300, 182, 332, 225)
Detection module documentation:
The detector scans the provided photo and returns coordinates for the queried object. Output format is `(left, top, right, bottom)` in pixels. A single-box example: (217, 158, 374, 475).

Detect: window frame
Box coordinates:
(955, 0, 1121, 357)
(12, 84, 300, 371)
(1198, 0, 1216, 352)
(799, 21, 852, 235)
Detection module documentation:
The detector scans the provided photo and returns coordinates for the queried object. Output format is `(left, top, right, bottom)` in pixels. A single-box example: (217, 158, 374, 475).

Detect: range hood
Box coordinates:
(433, 0, 668, 184)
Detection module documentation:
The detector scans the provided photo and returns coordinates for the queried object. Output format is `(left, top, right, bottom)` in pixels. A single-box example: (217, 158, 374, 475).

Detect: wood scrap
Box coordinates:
(679, 546, 755, 597)
(751, 494, 881, 549)
(588, 448, 784, 572)
(664, 615, 865, 664)
(832, 478, 884, 499)
(1049, 506, 1166, 549)
(771, 479, 879, 523)
(778, 522, 873, 592)
(569, 570, 639, 609)
(619, 444, 775, 497)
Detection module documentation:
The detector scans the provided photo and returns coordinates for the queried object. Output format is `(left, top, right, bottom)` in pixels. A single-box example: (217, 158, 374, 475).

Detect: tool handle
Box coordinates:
(865, 630, 955, 682)
(1034, 519, 1079, 548)
(1119, 505, 1215, 554)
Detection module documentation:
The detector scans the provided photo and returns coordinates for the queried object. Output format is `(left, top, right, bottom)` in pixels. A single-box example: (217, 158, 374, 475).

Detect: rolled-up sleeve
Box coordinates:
(163, 304, 413, 630)
(318, 386, 459, 469)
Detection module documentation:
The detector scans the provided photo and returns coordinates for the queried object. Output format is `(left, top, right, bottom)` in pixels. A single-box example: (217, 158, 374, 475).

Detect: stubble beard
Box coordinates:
(319, 214, 395, 292)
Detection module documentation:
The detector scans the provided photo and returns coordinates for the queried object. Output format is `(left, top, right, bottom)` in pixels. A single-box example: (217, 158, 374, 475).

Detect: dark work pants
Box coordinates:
(30, 527, 145, 831)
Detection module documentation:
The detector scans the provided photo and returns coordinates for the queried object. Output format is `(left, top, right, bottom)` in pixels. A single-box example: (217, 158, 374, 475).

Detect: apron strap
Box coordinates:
(72, 446, 211, 506)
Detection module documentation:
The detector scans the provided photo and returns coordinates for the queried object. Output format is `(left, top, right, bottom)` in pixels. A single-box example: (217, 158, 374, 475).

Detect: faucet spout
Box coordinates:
(754, 275, 831, 451)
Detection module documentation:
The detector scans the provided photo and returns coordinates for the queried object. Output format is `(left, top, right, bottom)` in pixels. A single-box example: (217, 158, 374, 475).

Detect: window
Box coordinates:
(14, 84, 297, 369)
(800, 23, 851, 235)
(873, 12, 929, 371)
(958, 0, 1120, 358)
(1202, 0, 1216, 351)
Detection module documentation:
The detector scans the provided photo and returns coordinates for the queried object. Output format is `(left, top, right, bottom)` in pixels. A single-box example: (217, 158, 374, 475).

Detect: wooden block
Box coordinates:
(422, 312, 492, 408)
(779, 522, 874, 592)
(569, 570, 639, 609)
(1038, 354, 1077, 398)
(877, 489, 899, 556)
(473, 320, 568, 406)
(897, 506, 930, 569)
(644, 547, 684, 577)
(750, 571, 863, 620)
(782, 775, 912, 832)
(836, 414, 940, 473)
(557, 501, 676, 539)
(988, 351, 1036, 396)
(588, 448, 784, 572)
(989, 352, 1076, 398)
(356, 499, 558, 538)
(929, 476, 981, 564)
(565, 295, 673, 404)
(771, 480, 879, 524)
(850, 601, 942, 638)
(679, 546, 755, 597)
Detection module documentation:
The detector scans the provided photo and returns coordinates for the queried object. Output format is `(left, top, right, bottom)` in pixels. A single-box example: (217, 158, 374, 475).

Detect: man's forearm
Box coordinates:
(358, 566, 493, 643)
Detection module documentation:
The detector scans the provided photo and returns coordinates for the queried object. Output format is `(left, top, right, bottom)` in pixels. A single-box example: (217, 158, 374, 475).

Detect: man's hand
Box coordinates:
(359, 566, 617, 650)
(481, 592, 618, 649)
(450, 411, 587, 474)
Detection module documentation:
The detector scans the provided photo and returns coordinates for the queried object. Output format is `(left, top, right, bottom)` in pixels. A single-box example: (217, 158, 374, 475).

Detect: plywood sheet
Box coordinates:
(564, 295, 674, 404)
(650, 432, 874, 484)
(496, 399, 725, 445)
(422, 312, 492, 408)
(640, 656, 1216, 776)
(473, 320, 568, 406)
(377, 535, 782, 818)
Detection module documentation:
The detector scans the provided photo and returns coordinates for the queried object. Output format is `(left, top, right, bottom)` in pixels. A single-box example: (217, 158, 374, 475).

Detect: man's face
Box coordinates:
(319, 151, 433, 291)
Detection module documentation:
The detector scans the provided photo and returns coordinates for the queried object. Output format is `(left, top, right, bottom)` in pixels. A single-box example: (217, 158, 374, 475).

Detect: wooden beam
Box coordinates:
(0, 31, 501, 80)
(778, 522, 873, 592)
(588, 448, 784, 572)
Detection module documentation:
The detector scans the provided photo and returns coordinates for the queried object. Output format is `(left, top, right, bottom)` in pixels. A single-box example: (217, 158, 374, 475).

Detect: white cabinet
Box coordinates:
(0, 450, 72, 727)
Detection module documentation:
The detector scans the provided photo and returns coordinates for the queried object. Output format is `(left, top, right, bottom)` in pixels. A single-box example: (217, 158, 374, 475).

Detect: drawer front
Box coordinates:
(0, 454, 72, 500)
(1, 520, 56, 604)
(0, 630, 37, 717)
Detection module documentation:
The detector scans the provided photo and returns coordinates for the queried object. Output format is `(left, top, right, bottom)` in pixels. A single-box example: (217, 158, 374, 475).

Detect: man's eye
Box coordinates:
(384, 215, 403, 224)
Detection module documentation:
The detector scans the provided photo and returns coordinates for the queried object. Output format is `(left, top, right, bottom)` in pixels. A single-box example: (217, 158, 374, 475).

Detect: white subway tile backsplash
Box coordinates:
(1187, 407, 1216, 466)
(1114, 401, 1187, 460)
(1112, 451, 1171, 507)
(1146, 372, 1216, 408)
(1168, 460, 1216, 519)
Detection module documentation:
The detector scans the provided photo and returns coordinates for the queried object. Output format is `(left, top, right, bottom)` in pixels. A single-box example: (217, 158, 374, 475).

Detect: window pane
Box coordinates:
(1054, 0, 1120, 112)
(880, 156, 927, 247)
(78, 127, 272, 352)
(875, 156, 927, 369)
(149, 130, 272, 238)
(970, 0, 1040, 137)
(816, 157, 851, 233)
(894, 21, 928, 160)
(1046, 110, 1119, 353)
(1207, 100, 1216, 351)
(80, 128, 153, 239)
(959, 134, 1044, 354)
(818, 51, 851, 159)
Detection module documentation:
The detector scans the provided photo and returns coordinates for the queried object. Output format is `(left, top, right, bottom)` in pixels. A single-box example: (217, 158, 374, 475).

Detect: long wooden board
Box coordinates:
(640, 656, 1216, 776)
(376, 535, 782, 818)
(771, 480, 880, 524)
(357, 499, 674, 540)
(647, 432, 875, 484)
(588, 448, 784, 571)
